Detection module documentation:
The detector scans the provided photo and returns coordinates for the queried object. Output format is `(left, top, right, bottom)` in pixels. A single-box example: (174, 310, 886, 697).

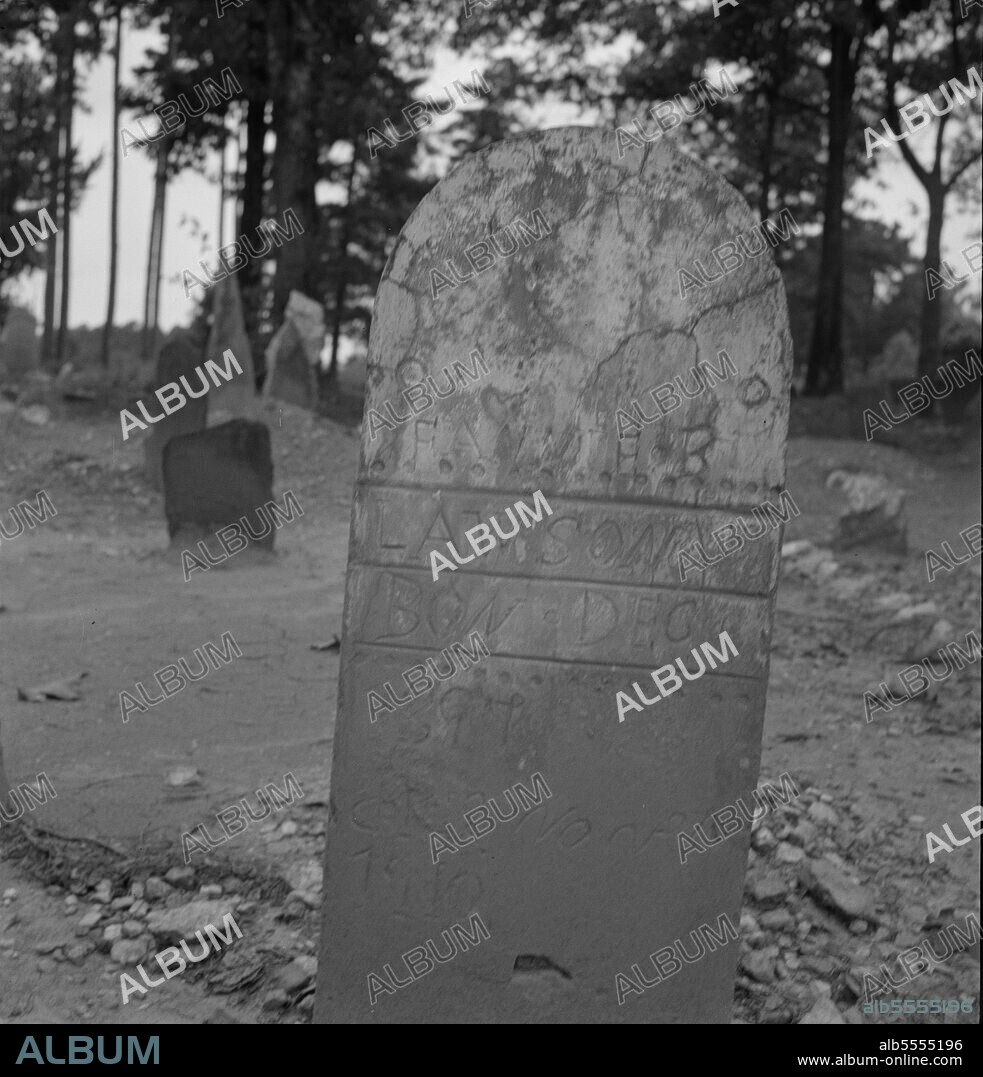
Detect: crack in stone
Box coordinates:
(688, 279, 784, 338)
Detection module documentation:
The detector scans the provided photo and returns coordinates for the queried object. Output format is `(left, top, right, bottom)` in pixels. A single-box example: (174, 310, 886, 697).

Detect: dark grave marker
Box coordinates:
(162, 419, 274, 552)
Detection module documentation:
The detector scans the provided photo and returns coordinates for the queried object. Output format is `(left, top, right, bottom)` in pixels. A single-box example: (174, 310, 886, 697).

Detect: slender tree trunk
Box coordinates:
(758, 86, 777, 221)
(239, 94, 267, 377)
(217, 118, 227, 251)
(240, 97, 267, 242)
(885, 4, 973, 388)
(102, 5, 123, 371)
(805, 21, 856, 396)
(57, 28, 77, 366)
(918, 179, 947, 381)
(141, 163, 160, 359)
(141, 26, 174, 360)
(42, 199, 59, 368)
(42, 24, 68, 369)
(141, 145, 167, 359)
(238, 97, 266, 290)
(268, 1, 318, 324)
(149, 147, 168, 351)
(323, 144, 358, 404)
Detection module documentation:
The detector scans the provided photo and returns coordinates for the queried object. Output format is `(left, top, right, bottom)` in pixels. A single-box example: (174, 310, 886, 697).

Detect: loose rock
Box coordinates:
(799, 997, 845, 1024)
(145, 877, 171, 901)
(164, 867, 195, 890)
(800, 858, 873, 922)
(807, 802, 839, 827)
(110, 939, 148, 965)
(279, 956, 317, 994)
(146, 901, 232, 943)
(752, 876, 789, 908)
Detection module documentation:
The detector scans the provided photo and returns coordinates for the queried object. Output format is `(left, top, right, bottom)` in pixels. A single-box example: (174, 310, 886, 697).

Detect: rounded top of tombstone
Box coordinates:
(364, 125, 790, 508)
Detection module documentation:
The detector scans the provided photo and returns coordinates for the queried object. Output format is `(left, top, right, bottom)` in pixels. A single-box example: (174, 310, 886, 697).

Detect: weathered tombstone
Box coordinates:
(263, 319, 318, 408)
(162, 419, 274, 553)
(204, 276, 257, 424)
(144, 329, 209, 490)
(285, 290, 326, 366)
(263, 290, 324, 408)
(315, 127, 791, 1024)
(827, 469, 907, 554)
(0, 308, 39, 383)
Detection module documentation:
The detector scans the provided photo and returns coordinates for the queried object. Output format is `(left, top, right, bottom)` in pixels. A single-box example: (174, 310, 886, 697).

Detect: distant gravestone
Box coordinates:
(205, 276, 256, 424)
(162, 419, 274, 552)
(144, 330, 209, 490)
(867, 330, 917, 386)
(285, 290, 325, 366)
(263, 319, 318, 408)
(315, 128, 792, 1024)
(0, 309, 39, 383)
(827, 469, 907, 554)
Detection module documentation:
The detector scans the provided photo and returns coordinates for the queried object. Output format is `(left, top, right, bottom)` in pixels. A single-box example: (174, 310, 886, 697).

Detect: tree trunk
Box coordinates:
(805, 20, 856, 396)
(57, 27, 77, 366)
(323, 144, 359, 405)
(149, 147, 168, 353)
(141, 27, 174, 360)
(141, 158, 161, 359)
(758, 85, 777, 221)
(239, 94, 268, 376)
(41, 200, 59, 369)
(240, 97, 267, 243)
(268, 1, 318, 324)
(885, 2, 972, 388)
(102, 5, 123, 371)
(141, 144, 167, 359)
(918, 179, 947, 381)
(42, 22, 68, 370)
(218, 118, 227, 252)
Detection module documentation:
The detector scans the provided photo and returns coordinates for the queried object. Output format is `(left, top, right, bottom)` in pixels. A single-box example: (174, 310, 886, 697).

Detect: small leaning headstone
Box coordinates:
(263, 290, 324, 409)
(263, 319, 317, 409)
(204, 276, 256, 424)
(284, 290, 326, 367)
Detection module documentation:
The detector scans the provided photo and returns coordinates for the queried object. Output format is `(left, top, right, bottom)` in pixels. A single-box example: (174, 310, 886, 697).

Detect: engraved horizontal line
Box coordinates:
(355, 479, 783, 517)
(347, 638, 765, 680)
(348, 557, 775, 602)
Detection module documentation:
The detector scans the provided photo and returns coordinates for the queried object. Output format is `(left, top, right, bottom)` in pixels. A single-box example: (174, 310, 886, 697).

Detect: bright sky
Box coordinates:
(5, 23, 980, 332)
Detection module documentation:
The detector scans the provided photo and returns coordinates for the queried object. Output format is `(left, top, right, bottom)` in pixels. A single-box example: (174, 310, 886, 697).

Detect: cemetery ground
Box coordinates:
(0, 394, 979, 1025)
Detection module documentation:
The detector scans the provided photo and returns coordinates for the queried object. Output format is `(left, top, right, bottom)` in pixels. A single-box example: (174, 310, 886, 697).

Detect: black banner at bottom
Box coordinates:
(0, 1021, 977, 1066)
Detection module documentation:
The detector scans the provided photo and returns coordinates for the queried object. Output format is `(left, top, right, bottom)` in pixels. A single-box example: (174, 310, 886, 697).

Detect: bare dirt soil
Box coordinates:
(0, 396, 979, 1024)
